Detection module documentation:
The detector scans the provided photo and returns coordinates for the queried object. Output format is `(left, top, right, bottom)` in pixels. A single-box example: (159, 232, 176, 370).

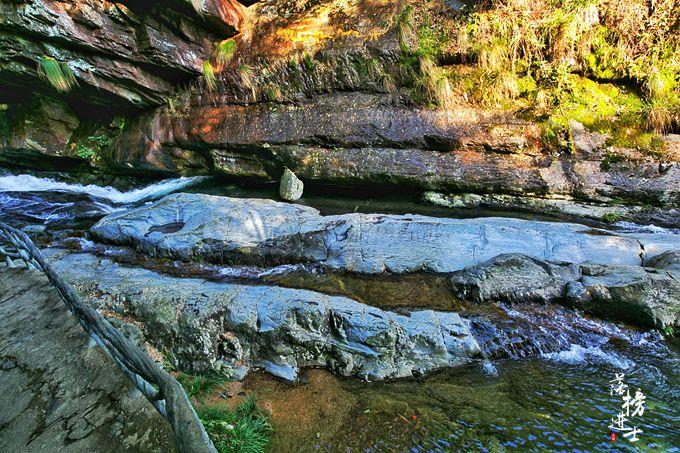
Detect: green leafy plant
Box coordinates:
(37, 56, 78, 93)
(602, 212, 623, 223)
(72, 134, 111, 161)
(301, 52, 317, 72)
(197, 395, 272, 453)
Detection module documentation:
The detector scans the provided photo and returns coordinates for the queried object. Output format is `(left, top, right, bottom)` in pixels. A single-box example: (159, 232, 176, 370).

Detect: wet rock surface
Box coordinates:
(90, 193, 675, 273)
(0, 266, 173, 452)
(46, 251, 483, 381)
(450, 253, 680, 330)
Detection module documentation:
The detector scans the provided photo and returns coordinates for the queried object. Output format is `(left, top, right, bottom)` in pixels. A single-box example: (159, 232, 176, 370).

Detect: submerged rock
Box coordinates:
(47, 252, 483, 381)
(279, 168, 303, 201)
(450, 253, 680, 330)
(90, 193, 667, 273)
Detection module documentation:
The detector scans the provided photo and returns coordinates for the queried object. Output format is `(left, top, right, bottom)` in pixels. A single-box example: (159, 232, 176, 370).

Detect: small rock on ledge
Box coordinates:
(279, 168, 304, 201)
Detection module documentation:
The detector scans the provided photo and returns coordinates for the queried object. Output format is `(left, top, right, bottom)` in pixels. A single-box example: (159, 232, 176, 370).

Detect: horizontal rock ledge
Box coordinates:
(109, 92, 679, 205)
(90, 193, 678, 273)
(46, 251, 483, 381)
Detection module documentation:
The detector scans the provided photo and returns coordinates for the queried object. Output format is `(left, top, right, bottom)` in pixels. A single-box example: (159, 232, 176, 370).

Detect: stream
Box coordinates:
(1, 171, 678, 451)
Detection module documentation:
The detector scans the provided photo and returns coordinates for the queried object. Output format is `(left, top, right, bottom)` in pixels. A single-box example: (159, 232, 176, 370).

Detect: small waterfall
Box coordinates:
(468, 303, 662, 369)
(0, 173, 206, 229)
(0, 174, 205, 204)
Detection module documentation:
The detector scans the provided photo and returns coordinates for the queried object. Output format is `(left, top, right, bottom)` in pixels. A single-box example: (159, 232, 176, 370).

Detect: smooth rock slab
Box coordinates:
(47, 252, 483, 381)
(90, 193, 663, 274)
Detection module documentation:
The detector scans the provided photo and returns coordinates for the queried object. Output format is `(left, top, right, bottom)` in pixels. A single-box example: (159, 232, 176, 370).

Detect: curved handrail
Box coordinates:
(0, 222, 216, 453)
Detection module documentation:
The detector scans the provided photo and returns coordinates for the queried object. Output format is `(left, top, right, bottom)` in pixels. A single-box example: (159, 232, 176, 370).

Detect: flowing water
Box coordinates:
(1, 170, 678, 451)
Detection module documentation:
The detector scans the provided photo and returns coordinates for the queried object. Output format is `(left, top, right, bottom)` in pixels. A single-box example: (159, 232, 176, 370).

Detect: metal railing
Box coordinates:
(0, 222, 216, 453)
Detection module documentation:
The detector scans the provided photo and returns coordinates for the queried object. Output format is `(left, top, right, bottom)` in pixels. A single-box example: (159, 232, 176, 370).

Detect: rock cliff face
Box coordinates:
(0, 0, 242, 110)
(1, 0, 678, 209)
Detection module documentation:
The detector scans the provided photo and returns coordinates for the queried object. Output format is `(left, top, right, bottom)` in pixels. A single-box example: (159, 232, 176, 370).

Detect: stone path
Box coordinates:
(0, 266, 173, 452)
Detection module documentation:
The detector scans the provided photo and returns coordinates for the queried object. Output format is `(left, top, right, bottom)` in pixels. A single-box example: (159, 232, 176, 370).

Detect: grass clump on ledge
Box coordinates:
(215, 39, 238, 68)
(203, 61, 217, 92)
(37, 56, 78, 93)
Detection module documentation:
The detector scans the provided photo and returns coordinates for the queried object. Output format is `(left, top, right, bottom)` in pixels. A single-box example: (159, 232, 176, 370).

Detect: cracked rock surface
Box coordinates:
(0, 266, 172, 452)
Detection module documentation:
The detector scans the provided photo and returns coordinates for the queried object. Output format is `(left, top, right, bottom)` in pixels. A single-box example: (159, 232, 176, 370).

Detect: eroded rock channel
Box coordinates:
(26, 190, 677, 384)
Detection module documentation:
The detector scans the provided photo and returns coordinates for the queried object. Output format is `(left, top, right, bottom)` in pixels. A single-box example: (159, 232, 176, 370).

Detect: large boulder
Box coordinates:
(47, 252, 483, 381)
(575, 264, 680, 331)
(449, 253, 680, 331)
(89, 193, 665, 273)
